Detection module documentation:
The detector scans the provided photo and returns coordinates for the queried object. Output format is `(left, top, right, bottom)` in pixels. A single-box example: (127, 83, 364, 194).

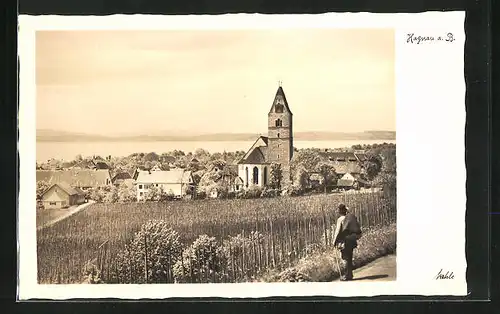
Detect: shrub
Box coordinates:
(194, 191, 207, 200)
(261, 188, 280, 198)
(173, 234, 227, 283)
(118, 182, 137, 203)
(104, 186, 119, 203)
(110, 220, 183, 283)
(287, 184, 304, 196)
(88, 187, 105, 203)
(245, 186, 263, 199)
(276, 267, 311, 282)
(36, 180, 51, 200)
(82, 260, 103, 284)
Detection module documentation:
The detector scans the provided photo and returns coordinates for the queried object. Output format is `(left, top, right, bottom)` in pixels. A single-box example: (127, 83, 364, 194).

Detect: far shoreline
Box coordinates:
(35, 139, 396, 162)
(36, 138, 396, 143)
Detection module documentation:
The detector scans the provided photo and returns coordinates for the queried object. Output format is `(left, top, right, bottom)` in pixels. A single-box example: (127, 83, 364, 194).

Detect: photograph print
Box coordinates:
(35, 28, 397, 285)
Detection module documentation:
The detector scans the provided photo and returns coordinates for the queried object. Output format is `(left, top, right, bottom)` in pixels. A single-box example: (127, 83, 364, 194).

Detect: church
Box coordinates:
(237, 85, 294, 189)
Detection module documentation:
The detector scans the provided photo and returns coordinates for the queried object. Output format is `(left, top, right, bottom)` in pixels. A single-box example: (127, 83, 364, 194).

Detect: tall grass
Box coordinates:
(37, 192, 395, 283)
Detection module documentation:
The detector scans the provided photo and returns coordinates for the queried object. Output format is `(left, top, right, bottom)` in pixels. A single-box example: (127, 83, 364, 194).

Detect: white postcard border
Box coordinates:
(18, 12, 467, 299)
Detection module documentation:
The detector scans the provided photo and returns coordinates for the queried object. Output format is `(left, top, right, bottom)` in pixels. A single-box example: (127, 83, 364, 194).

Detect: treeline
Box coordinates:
(37, 144, 396, 202)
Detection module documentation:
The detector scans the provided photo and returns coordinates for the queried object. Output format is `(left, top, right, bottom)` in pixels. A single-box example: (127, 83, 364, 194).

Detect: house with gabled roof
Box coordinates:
(135, 169, 194, 201)
(72, 158, 110, 170)
(237, 85, 294, 189)
(112, 171, 133, 187)
(36, 169, 112, 190)
(213, 164, 243, 193)
(41, 182, 86, 209)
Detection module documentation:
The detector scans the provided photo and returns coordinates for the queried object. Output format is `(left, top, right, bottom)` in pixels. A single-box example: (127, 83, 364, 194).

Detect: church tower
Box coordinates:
(267, 84, 293, 183)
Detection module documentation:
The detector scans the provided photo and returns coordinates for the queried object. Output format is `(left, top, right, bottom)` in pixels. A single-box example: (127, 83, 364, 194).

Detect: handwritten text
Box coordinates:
(407, 33, 455, 44)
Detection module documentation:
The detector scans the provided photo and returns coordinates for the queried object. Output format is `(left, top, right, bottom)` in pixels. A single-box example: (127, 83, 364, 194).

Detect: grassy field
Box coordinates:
(36, 207, 74, 229)
(37, 192, 396, 283)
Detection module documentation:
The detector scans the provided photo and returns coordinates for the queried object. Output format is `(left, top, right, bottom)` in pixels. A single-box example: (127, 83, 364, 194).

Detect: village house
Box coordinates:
(135, 169, 194, 201)
(306, 151, 369, 190)
(132, 167, 148, 180)
(208, 165, 244, 198)
(111, 171, 134, 187)
(337, 173, 370, 190)
(237, 85, 294, 189)
(36, 169, 112, 190)
(40, 182, 86, 209)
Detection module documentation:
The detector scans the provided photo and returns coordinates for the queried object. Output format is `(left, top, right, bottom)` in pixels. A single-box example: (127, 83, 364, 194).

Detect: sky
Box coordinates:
(36, 29, 395, 135)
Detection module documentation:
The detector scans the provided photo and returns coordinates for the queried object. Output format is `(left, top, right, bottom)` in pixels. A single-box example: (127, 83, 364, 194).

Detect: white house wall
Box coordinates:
(341, 173, 355, 181)
(136, 182, 185, 201)
(238, 164, 269, 189)
(42, 186, 69, 209)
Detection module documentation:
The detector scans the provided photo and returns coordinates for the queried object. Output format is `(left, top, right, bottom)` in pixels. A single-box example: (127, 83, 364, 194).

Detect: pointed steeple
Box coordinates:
(269, 84, 293, 115)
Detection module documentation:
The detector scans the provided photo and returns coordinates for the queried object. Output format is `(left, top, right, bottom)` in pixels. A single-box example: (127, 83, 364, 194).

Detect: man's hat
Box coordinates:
(338, 203, 348, 214)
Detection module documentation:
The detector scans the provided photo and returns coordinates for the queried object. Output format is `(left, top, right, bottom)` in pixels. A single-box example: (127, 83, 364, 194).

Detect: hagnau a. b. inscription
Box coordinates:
(406, 33, 455, 44)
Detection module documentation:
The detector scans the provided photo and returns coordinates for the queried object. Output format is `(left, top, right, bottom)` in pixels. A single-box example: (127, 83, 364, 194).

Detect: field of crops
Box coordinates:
(37, 192, 396, 284)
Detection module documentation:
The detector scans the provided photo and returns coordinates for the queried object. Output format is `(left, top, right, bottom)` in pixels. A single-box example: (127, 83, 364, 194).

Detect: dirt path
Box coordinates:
(334, 254, 396, 282)
(37, 200, 95, 231)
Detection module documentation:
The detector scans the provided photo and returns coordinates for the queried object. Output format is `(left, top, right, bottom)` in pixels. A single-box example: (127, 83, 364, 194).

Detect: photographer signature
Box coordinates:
(434, 269, 455, 280)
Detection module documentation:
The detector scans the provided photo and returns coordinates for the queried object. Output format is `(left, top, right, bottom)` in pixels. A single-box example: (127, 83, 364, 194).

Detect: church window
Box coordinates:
(275, 119, 282, 127)
(277, 133, 280, 138)
(275, 104, 284, 113)
(277, 154, 280, 159)
(263, 167, 268, 185)
(245, 167, 249, 187)
(252, 167, 259, 185)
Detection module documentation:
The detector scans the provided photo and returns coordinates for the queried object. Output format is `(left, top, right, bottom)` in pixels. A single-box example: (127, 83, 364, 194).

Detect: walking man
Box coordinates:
(332, 204, 362, 281)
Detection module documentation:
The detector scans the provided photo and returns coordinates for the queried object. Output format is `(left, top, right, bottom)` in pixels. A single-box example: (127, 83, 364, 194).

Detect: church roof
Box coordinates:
(269, 86, 293, 115)
(237, 136, 269, 165)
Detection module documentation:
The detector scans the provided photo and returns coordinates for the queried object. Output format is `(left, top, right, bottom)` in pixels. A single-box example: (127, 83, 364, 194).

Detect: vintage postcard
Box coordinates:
(18, 12, 466, 299)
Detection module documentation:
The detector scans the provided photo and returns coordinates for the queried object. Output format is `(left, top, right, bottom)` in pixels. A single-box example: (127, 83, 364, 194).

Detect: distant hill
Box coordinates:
(36, 129, 396, 142)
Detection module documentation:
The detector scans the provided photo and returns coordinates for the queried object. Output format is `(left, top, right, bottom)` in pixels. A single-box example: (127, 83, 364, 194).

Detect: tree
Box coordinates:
(111, 220, 183, 283)
(364, 154, 383, 181)
(173, 234, 227, 283)
(36, 180, 51, 199)
(315, 162, 337, 193)
(145, 185, 162, 202)
(192, 169, 206, 186)
(89, 188, 105, 203)
(269, 163, 283, 190)
(197, 170, 223, 195)
(118, 182, 137, 203)
(194, 148, 210, 160)
(144, 161, 154, 170)
(104, 186, 120, 203)
(209, 159, 227, 172)
(292, 164, 309, 192)
(210, 152, 223, 161)
(372, 146, 396, 201)
(144, 152, 160, 162)
(290, 150, 322, 173)
(186, 160, 203, 172)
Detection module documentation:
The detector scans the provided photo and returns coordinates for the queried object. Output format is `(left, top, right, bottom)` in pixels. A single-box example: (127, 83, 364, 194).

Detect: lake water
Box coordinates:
(36, 139, 396, 162)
